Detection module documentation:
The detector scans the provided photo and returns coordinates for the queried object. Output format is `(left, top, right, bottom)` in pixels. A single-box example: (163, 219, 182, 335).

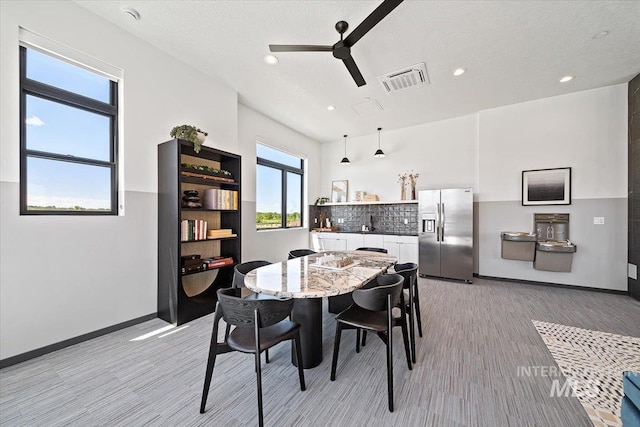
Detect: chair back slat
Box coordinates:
(352, 274, 403, 311)
(393, 263, 418, 289)
(355, 247, 388, 254)
(232, 260, 271, 288)
(288, 249, 316, 259)
(217, 288, 293, 327)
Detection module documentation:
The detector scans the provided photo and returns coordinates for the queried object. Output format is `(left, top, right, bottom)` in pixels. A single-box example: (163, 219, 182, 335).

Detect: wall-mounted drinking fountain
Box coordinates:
(533, 213, 577, 272)
(501, 231, 537, 261)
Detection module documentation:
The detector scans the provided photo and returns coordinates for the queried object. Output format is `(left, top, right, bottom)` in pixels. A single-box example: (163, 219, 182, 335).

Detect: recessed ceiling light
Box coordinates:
(121, 7, 141, 21)
(560, 75, 574, 83)
(453, 67, 466, 77)
(593, 31, 610, 39)
(327, 105, 336, 111)
(263, 54, 279, 65)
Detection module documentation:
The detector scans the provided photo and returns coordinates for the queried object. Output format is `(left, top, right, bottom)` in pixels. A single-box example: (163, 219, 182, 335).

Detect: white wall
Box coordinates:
(0, 1, 238, 360)
(477, 85, 628, 290)
(320, 115, 479, 201)
(320, 85, 628, 291)
(478, 85, 627, 202)
(238, 104, 322, 262)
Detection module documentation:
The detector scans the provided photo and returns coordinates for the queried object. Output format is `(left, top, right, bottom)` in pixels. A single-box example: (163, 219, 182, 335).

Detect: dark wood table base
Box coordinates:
(291, 298, 323, 368)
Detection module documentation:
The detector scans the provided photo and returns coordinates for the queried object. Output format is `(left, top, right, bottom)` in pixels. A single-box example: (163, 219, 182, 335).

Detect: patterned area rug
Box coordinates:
(533, 320, 640, 427)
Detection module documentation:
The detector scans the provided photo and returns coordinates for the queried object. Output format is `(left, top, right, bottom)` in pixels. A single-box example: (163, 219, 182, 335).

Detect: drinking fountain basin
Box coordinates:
(501, 231, 538, 242)
(501, 231, 537, 261)
(534, 240, 577, 272)
(536, 241, 577, 253)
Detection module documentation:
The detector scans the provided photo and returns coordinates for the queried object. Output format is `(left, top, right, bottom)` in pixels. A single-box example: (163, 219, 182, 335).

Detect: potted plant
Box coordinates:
(170, 125, 208, 153)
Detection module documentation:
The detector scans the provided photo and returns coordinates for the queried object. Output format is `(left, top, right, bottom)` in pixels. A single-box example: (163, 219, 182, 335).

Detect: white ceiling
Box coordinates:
(76, 0, 640, 143)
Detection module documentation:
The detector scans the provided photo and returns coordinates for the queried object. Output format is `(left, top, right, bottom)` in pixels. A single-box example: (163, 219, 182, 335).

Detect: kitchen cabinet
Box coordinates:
(312, 232, 347, 251)
(383, 235, 419, 264)
(346, 234, 364, 250)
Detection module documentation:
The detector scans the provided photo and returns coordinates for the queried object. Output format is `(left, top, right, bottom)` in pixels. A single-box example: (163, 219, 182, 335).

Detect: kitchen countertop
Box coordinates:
(310, 230, 418, 237)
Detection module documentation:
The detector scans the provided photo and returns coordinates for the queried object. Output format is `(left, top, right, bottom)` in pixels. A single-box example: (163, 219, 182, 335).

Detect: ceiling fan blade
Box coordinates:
(342, 56, 366, 87)
(269, 44, 333, 52)
(343, 0, 404, 47)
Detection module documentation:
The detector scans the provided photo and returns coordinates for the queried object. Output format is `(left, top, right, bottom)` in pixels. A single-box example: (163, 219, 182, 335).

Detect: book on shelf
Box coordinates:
(181, 219, 208, 241)
(202, 256, 234, 269)
(203, 189, 239, 210)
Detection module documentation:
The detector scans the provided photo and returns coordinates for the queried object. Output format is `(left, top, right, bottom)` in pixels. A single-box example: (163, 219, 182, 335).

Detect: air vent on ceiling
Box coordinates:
(378, 62, 429, 94)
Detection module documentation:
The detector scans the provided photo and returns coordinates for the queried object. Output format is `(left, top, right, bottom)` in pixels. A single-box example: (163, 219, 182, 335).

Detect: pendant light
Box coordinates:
(374, 127, 385, 158)
(340, 134, 351, 165)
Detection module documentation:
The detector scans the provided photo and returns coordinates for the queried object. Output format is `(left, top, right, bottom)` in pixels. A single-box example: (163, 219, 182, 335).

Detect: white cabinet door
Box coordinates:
(362, 234, 384, 249)
(383, 235, 419, 263)
(399, 242, 419, 265)
(325, 237, 347, 251)
(346, 234, 364, 250)
(310, 233, 322, 251)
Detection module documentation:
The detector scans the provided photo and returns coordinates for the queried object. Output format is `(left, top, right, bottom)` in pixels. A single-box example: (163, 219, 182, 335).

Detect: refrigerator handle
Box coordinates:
(436, 203, 441, 242)
(441, 203, 445, 241)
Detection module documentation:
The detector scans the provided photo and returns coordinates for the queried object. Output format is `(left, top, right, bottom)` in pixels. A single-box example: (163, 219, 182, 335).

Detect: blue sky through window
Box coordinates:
(23, 47, 115, 211)
(27, 95, 110, 161)
(257, 165, 282, 213)
(26, 48, 110, 102)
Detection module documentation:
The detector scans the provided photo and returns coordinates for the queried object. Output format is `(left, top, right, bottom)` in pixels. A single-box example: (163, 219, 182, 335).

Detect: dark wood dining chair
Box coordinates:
(330, 273, 410, 412)
(329, 247, 389, 314)
(227, 260, 279, 362)
(355, 247, 388, 253)
(288, 249, 316, 259)
(393, 263, 420, 363)
(200, 288, 306, 427)
(361, 263, 420, 363)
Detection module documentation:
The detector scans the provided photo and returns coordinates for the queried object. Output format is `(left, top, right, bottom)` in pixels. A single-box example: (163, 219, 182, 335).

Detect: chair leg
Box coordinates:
(408, 286, 416, 364)
(356, 328, 361, 353)
(386, 297, 394, 412)
(200, 333, 219, 413)
(400, 312, 412, 371)
(414, 280, 423, 337)
(293, 332, 306, 391)
(224, 323, 231, 341)
(330, 323, 343, 381)
(361, 330, 367, 347)
(255, 350, 264, 427)
(265, 349, 270, 364)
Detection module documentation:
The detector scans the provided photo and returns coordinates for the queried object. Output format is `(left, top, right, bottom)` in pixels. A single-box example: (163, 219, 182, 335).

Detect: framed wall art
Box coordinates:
(331, 180, 348, 203)
(522, 167, 571, 205)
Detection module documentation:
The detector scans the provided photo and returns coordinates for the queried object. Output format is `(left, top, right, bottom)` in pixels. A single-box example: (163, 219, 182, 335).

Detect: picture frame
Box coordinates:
(331, 180, 348, 203)
(522, 167, 571, 206)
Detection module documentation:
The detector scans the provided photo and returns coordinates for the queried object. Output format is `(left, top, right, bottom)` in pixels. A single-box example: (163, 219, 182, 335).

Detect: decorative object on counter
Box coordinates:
(408, 171, 419, 200)
(354, 190, 366, 202)
(331, 180, 348, 203)
(522, 167, 571, 206)
(399, 171, 419, 200)
(398, 173, 407, 200)
(182, 190, 202, 208)
(170, 124, 208, 153)
(340, 134, 351, 166)
(373, 127, 385, 158)
(314, 197, 329, 205)
(363, 194, 379, 202)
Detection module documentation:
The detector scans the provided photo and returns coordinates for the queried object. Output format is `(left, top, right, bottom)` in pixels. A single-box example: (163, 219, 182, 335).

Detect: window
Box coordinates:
(20, 46, 118, 214)
(256, 143, 304, 229)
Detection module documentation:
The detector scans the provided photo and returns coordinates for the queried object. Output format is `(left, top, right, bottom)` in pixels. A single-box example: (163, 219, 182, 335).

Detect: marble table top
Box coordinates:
(244, 251, 397, 299)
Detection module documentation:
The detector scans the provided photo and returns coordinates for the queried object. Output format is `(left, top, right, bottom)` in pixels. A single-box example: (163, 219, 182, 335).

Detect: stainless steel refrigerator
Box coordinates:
(418, 188, 473, 282)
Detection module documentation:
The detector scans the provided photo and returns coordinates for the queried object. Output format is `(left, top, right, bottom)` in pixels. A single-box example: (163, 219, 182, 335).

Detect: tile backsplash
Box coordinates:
(309, 203, 418, 235)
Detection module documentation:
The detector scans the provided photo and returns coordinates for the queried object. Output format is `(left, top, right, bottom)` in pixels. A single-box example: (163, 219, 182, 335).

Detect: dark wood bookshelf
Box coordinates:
(158, 139, 241, 325)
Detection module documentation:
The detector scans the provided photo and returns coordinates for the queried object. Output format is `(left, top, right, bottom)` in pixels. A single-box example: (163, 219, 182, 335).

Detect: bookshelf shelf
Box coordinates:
(158, 139, 242, 326)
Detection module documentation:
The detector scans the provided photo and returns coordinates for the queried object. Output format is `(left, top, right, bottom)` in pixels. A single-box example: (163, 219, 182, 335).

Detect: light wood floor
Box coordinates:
(1, 277, 639, 426)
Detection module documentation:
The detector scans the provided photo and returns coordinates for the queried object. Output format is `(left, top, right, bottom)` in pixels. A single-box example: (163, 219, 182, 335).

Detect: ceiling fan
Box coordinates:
(268, 0, 404, 87)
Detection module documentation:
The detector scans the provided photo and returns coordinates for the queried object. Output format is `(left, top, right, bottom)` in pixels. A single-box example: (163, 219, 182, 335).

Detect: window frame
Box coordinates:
(256, 146, 304, 230)
(19, 46, 119, 215)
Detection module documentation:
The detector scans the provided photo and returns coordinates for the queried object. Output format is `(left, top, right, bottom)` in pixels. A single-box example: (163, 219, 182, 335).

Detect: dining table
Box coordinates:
(244, 250, 397, 369)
